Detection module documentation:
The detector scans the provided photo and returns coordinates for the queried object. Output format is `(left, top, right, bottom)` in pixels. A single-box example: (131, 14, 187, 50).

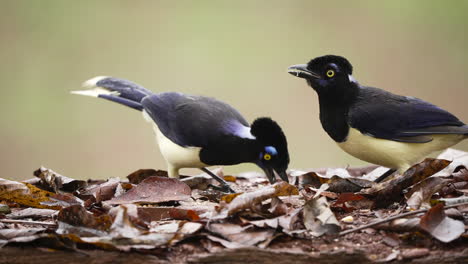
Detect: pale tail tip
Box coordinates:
(82, 76, 109, 88)
(70, 90, 100, 97)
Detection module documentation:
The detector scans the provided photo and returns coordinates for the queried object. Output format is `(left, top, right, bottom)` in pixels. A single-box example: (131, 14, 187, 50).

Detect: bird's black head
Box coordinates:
(251, 117, 290, 183)
(288, 55, 357, 97)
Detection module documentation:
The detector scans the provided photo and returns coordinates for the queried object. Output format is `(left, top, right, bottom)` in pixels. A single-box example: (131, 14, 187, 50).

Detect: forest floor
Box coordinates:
(1, 149, 467, 263)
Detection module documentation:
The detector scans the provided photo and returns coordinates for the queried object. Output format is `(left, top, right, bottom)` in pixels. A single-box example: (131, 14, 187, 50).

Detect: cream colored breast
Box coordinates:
(337, 127, 464, 172)
(142, 110, 208, 169)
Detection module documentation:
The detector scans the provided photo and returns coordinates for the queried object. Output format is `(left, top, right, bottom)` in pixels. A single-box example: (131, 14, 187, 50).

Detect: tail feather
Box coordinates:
(71, 76, 153, 111)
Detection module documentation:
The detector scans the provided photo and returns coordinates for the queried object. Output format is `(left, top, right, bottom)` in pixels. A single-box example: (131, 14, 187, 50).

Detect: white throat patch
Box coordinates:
(348, 75, 357, 83)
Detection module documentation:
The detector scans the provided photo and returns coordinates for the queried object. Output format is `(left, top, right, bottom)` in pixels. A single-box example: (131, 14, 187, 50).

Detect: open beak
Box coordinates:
(262, 167, 289, 184)
(287, 64, 320, 79)
(276, 170, 289, 183)
(262, 167, 276, 184)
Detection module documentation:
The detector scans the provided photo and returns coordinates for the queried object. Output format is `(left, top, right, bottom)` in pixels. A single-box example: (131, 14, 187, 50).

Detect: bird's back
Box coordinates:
(349, 86, 467, 142)
(141, 92, 250, 148)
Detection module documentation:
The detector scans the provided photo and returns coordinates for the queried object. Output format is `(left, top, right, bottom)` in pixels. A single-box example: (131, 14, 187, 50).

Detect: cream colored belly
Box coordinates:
(142, 111, 208, 177)
(338, 127, 464, 172)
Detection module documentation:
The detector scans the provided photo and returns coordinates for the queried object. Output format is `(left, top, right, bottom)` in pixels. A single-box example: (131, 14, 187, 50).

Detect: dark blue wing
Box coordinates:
(141, 92, 250, 147)
(348, 86, 468, 143)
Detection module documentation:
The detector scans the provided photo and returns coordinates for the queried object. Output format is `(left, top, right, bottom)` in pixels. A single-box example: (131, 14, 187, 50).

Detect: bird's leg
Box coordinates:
(374, 168, 397, 183)
(200, 167, 235, 193)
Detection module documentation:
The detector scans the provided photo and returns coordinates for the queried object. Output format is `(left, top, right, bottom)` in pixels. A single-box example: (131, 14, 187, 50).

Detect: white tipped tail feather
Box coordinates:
(70, 76, 120, 97)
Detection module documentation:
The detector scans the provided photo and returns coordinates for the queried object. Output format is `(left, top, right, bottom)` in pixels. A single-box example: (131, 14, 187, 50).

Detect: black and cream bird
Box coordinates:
(72, 77, 289, 192)
(288, 55, 468, 181)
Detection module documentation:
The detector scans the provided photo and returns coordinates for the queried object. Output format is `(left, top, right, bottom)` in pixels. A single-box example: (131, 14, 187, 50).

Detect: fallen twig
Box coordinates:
(0, 219, 57, 227)
(339, 201, 468, 236)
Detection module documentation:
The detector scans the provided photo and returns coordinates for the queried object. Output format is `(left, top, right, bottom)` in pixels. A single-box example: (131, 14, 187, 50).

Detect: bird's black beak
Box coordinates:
(287, 64, 320, 79)
(261, 167, 289, 184)
(276, 169, 289, 183)
(262, 167, 276, 184)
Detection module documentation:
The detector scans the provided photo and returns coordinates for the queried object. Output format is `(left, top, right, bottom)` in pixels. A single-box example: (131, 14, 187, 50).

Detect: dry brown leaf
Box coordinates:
(406, 177, 451, 210)
(207, 223, 275, 247)
(303, 196, 340, 236)
(420, 203, 465, 243)
(0, 178, 60, 209)
(57, 205, 112, 236)
(106, 176, 191, 205)
(434, 148, 468, 176)
(360, 159, 451, 208)
(0, 228, 46, 240)
(6, 208, 57, 219)
(33, 167, 87, 193)
(127, 169, 168, 184)
(226, 182, 298, 216)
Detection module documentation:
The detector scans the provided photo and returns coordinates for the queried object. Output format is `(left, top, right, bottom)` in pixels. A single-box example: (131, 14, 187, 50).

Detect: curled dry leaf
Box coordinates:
(420, 203, 464, 243)
(106, 176, 191, 205)
(406, 177, 451, 210)
(57, 205, 112, 236)
(109, 205, 142, 238)
(207, 223, 275, 248)
(327, 176, 374, 193)
(332, 192, 371, 212)
(0, 178, 59, 209)
(40, 193, 83, 208)
(33, 166, 87, 193)
(303, 196, 340, 236)
(226, 182, 298, 216)
(127, 169, 168, 184)
(0, 228, 46, 240)
(434, 148, 468, 176)
(360, 159, 451, 208)
(6, 208, 57, 219)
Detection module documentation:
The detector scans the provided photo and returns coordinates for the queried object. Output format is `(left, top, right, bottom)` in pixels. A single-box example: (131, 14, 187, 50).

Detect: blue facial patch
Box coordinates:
(264, 146, 278, 156)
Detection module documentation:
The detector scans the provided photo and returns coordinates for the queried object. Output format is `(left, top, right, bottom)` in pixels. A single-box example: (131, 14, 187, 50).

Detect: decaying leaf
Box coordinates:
(0, 228, 46, 240)
(434, 148, 468, 176)
(420, 203, 464, 243)
(6, 208, 57, 219)
(406, 177, 451, 210)
(225, 182, 298, 216)
(303, 196, 340, 236)
(207, 223, 275, 247)
(109, 205, 142, 238)
(106, 176, 191, 205)
(360, 159, 451, 208)
(127, 169, 168, 184)
(332, 193, 369, 211)
(40, 193, 83, 208)
(57, 205, 112, 236)
(327, 176, 374, 193)
(33, 166, 87, 193)
(0, 178, 60, 209)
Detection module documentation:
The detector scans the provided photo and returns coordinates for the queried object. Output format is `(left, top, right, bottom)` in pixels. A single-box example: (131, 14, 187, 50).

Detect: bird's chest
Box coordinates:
(142, 111, 207, 168)
(319, 104, 350, 142)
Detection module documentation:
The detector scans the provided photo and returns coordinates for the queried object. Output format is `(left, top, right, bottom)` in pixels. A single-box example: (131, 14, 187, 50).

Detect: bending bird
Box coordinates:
(72, 77, 290, 192)
(288, 55, 468, 182)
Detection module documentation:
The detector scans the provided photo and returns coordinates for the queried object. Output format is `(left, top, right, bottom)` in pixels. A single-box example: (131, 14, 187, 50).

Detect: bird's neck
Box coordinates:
(199, 136, 261, 165)
(317, 83, 359, 142)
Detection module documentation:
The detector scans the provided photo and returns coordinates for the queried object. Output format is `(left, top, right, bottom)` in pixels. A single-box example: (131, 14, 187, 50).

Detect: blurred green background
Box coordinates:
(2, 1, 468, 180)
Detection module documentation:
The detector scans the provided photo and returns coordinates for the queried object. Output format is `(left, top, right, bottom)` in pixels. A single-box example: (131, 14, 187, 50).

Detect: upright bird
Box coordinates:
(72, 77, 289, 192)
(288, 55, 468, 181)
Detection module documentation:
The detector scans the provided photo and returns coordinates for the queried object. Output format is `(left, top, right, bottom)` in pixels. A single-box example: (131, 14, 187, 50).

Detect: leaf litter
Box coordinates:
(0, 150, 467, 263)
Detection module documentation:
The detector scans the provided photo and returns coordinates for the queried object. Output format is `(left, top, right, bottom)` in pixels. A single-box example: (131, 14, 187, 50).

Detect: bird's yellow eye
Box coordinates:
(326, 69, 335, 78)
(263, 154, 272, 161)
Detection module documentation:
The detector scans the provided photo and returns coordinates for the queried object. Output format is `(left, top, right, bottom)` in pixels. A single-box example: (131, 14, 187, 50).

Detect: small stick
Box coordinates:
(0, 219, 57, 227)
(339, 201, 468, 236)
